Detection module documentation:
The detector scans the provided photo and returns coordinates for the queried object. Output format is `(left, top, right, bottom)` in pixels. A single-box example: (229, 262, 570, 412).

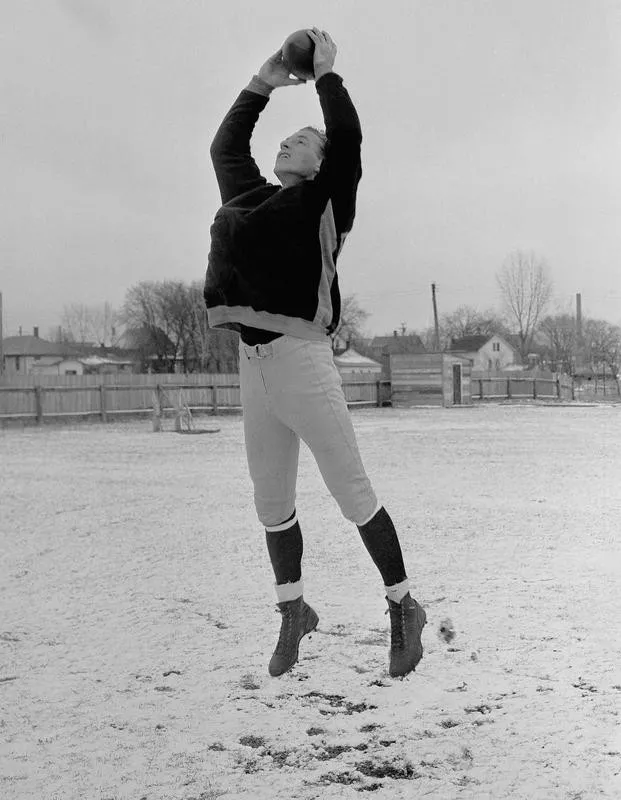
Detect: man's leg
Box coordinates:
(270, 339, 426, 676)
(239, 345, 318, 675)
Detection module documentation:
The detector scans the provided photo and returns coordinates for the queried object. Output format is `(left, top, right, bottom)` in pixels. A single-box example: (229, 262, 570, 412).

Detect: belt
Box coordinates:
(242, 342, 275, 359)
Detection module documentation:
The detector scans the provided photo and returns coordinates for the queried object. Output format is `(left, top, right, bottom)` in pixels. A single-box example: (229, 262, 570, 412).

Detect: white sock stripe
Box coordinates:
(385, 578, 410, 603)
(265, 514, 298, 533)
(275, 579, 304, 602)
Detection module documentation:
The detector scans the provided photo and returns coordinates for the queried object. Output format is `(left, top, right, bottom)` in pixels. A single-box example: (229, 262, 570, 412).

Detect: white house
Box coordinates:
(1, 334, 81, 377)
(449, 334, 519, 372)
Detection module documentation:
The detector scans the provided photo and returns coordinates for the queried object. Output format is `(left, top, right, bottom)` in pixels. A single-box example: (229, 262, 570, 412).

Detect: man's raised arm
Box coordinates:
(310, 30, 363, 234)
(210, 49, 306, 205)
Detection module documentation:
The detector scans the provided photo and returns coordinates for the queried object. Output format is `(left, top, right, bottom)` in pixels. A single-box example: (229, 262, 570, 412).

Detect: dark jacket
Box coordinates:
(204, 72, 362, 340)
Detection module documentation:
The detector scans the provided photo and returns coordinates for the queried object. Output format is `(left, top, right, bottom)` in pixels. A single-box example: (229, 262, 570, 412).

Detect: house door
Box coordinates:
(452, 364, 462, 405)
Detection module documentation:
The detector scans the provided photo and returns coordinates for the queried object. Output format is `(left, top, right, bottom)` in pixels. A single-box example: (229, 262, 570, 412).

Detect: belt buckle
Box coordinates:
(255, 343, 273, 359)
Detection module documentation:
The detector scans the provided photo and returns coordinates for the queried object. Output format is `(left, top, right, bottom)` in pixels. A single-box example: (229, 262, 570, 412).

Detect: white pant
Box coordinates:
(239, 335, 378, 527)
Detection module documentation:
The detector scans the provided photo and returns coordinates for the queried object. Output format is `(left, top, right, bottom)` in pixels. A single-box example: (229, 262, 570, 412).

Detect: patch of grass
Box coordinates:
(324, 625, 350, 637)
(356, 634, 387, 647)
(317, 770, 361, 786)
(356, 760, 420, 780)
(207, 742, 226, 752)
(357, 784, 383, 793)
(359, 723, 382, 733)
(264, 748, 291, 767)
(239, 673, 260, 690)
(464, 703, 499, 714)
(461, 747, 474, 761)
(439, 719, 461, 729)
(306, 726, 325, 736)
(303, 691, 377, 715)
(192, 788, 228, 800)
(315, 744, 354, 761)
(239, 734, 265, 749)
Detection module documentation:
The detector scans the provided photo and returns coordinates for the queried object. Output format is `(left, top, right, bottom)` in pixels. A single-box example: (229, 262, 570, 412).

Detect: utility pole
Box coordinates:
(0, 291, 4, 376)
(575, 292, 584, 371)
(431, 283, 441, 352)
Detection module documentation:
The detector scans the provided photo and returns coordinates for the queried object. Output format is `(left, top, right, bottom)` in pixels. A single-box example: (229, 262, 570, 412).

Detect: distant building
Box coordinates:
(1, 333, 80, 377)
(333, 347, 382, 382)
(369, 332, 427, 379)
(449, 334, 519, 372)
(1, 331, 135, 376)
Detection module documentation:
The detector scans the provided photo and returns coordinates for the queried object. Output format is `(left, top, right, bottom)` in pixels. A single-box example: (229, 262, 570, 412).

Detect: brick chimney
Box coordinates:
(33, 326, 39, 338)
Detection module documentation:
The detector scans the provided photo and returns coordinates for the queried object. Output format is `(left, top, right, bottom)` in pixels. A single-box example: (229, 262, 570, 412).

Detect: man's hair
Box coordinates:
(302, 126, 328, 156)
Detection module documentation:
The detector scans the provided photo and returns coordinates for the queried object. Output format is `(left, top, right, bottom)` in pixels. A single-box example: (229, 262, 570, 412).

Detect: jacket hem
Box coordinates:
(207, 305, 330, 341)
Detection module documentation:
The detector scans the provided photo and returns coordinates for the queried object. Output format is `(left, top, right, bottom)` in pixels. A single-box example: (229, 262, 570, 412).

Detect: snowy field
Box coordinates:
(1, 404, 620, 800)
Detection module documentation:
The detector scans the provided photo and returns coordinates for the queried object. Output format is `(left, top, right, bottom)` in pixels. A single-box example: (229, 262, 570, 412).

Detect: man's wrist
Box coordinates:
(314, 65, 333, 82)
(246, 75, 275, 97)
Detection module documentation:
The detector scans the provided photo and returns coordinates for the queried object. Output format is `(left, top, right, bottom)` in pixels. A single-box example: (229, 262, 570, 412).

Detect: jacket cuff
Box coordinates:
(245, 75, 274, 97)
(315, 71, 341, 89)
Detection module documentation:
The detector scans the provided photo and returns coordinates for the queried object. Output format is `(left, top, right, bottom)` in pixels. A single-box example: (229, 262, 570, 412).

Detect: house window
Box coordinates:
(492, 342, 500, 352)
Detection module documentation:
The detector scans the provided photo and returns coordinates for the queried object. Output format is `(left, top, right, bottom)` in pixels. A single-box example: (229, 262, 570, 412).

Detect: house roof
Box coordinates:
(449, 334, 491, 353)
(1, 335, 82, 358)
(79, 355, 134, 367)
(370, 335, 426, 355)
(334, 348, 381, 368)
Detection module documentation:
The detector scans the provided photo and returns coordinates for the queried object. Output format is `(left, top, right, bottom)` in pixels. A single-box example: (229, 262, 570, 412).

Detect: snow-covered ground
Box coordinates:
(1, 404, 620, 800)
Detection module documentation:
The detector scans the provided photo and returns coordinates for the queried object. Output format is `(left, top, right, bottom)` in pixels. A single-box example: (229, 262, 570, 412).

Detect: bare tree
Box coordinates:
(122, 282, 176, 371)
(415, 305, 506, 351)
(330, 294, 370, 351)
(61, 302, 120, 347)
(539, 312, 577, 374)
(497, 250, 553, 359)
(61, 304, 92, 344)
(186, 281, 239, 372)
(583, 318, 621, 392)
(89, 302, 120, 347)
(442, 305, 507, 342)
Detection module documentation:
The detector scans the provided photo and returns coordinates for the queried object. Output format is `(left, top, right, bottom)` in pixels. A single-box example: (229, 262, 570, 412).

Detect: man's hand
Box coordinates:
(308, 28, 337, 80)
(258, 49, 306, 88)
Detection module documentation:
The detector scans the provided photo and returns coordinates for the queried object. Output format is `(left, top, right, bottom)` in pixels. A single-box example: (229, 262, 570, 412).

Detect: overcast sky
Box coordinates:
(2, 0, 620, 339)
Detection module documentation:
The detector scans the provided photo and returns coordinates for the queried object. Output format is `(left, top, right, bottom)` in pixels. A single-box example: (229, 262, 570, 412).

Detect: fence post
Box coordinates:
(100, 384, 107, 423)
(34, 386, 44, 425)
(556, 377, 561, 400)
(212, 385, 219, 415)
(506, 379, 512, 400)
(479, 379, 484, 400)
(376, 380, 381, 407)
(152, 385, 162, 431)
(533, 379, 537, 400)
(571, 377, 575, 401)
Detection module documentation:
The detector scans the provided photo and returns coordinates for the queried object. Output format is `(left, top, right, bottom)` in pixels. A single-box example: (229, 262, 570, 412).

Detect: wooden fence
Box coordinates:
(472, 374, 575, 401)
(0, 373, 390, 424)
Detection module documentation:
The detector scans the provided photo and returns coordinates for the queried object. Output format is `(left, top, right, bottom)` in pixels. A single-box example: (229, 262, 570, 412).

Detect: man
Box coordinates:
(204, 29, 426, 677)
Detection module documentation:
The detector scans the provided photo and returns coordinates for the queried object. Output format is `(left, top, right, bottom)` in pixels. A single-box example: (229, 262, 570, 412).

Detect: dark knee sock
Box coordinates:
(357, 506, 407, 586)
(265, 511, 303, 585)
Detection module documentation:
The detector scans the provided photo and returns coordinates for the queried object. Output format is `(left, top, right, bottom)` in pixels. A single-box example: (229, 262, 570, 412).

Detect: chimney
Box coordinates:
(576, 293, 582, 343)
(33, 326, 39, 338)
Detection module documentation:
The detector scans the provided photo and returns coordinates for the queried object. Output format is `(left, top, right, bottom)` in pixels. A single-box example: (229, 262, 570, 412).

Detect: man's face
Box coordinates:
(274, 128, 324, 184)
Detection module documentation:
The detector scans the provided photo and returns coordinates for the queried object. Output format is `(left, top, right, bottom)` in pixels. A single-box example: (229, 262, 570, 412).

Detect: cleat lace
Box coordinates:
(274, 605, 296, 655)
